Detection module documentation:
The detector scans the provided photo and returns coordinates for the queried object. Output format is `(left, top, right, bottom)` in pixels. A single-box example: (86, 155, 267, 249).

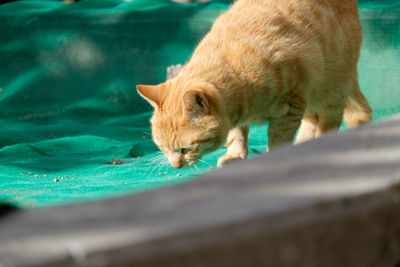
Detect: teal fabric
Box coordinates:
(0, 0, 399, 208)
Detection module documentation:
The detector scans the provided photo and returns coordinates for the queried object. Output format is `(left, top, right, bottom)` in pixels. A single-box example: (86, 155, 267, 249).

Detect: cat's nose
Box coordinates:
(169, 153, 185, 169)
(170, 161, 184, 169)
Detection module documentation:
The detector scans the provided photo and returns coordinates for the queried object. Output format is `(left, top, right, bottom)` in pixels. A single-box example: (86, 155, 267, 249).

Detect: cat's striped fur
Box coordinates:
(137, 0, 372, 168)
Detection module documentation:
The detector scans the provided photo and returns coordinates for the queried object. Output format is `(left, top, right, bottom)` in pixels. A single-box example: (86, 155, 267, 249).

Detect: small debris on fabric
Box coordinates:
(28, 172, 32, 175)
(106, 158, 124, 165)
(176, 173, 182, 176)
(53, 178, 60, 182)
(34, 175, 40, 178)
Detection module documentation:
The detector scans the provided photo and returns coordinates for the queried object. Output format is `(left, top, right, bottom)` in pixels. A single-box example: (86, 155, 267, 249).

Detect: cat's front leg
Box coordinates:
(267, 96, 305, 150)
(217, 126, 249, 168)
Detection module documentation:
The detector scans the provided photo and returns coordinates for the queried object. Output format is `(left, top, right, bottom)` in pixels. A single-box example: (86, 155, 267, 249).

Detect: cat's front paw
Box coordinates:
(217, 154, 245, 168)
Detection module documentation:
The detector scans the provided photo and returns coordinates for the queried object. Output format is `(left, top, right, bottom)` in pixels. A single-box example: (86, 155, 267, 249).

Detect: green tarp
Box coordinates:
(0, 0, 399, 208)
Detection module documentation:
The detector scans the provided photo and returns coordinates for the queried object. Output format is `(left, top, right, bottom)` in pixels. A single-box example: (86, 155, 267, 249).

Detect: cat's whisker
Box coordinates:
(144, 156, 159, 166)
(158, 158, 169, 166)
(147, 154, 165, 164)
(149, 161, 163, 176)
(143, 162, 155, 176)
(190, 163, 201, 172)
(145, 159, 156, 167)
(143, 153, 167, 176)
(149, 152, 163, 159)
(154, 157, 168, 169)
(147, 157, 163, 165)
(199, 159, 208, 166)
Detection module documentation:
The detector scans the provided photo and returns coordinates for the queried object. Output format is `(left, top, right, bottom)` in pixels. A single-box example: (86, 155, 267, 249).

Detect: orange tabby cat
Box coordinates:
(137, 0, 372, 169)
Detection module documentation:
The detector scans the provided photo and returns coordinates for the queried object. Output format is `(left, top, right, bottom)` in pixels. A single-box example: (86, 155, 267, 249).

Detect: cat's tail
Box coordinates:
(343, 84, 372, 128)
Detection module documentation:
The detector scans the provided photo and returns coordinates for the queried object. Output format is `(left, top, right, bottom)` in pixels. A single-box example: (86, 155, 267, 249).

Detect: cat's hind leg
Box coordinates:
(343, 81, 372, 128)
(217, 126, 249, 168)
(315, 103, 345, 137)
(295, 113, 319, 144)
(268, 95, 305, 150)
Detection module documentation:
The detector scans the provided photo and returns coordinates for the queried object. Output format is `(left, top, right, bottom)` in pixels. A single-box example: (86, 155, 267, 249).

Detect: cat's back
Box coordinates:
(220, 0, 361, 57)
(183, 0, 362, 99)
(196, 0, 362, 89)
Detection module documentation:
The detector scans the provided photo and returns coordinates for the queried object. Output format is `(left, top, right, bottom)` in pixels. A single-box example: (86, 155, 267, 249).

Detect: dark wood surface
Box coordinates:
(1, 115, 400, 267)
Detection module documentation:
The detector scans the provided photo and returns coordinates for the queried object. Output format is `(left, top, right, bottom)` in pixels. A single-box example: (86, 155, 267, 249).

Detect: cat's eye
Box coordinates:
(172, 147, 191, 154)
(180, 148, 189, 154)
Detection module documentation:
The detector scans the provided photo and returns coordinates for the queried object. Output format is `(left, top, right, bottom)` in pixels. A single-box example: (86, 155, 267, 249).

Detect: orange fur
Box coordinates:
(137, 0, 372, 168)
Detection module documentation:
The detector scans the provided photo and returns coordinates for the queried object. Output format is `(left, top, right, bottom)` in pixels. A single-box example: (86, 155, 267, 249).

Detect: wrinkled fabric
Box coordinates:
(0, 0, 399, 208)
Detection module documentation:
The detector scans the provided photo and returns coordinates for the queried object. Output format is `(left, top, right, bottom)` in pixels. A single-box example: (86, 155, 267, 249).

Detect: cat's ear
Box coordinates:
(136, 84, 164, 109)
(182, 90, 209, 120)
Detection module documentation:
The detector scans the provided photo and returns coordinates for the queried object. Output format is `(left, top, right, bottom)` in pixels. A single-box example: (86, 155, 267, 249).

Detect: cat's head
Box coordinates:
(137, 81, 228, 168)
